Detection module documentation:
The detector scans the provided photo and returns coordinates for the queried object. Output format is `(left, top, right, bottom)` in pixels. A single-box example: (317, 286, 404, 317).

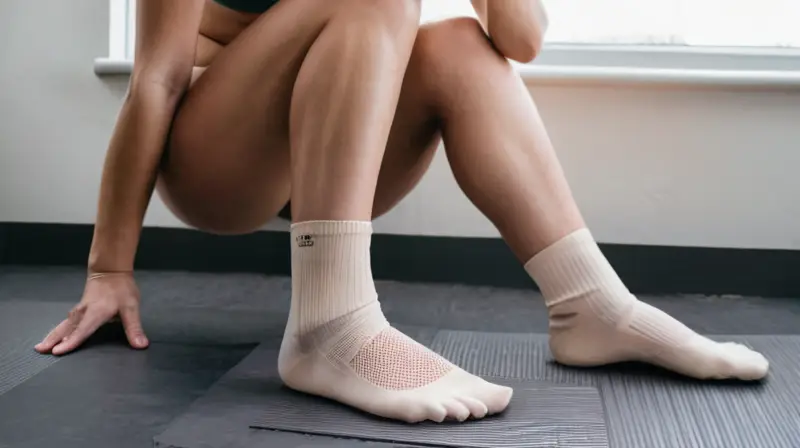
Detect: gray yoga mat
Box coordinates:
(431, 331, 800, 448)
(250, 380, 607, 448)
(0, 300, 71, 396)
(155, 327, 609, 448)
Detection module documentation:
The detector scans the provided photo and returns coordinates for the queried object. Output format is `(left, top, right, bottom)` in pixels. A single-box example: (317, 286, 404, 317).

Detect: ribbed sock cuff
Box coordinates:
(523, 228, 628, 307)
(290, 220, 377, 333)
(291, 220, 372, 235)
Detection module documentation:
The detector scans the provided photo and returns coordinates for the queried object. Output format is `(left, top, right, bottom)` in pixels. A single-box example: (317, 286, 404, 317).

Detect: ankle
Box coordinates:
(290, 220, 378, 333)
(285, 301, 388, 341)
(526, 229, 628, 299)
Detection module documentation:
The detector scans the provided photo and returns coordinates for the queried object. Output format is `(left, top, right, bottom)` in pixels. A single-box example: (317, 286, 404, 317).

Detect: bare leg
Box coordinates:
(162, 1, 510, 422)
(274, 3, 511, 424)
(289, 4, 409, 221)
(160, 0, 434, 233)
(418, 18, 768, 381)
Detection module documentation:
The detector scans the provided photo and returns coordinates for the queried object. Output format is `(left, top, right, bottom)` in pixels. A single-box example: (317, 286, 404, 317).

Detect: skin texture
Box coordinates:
(36, 0, 563, 355)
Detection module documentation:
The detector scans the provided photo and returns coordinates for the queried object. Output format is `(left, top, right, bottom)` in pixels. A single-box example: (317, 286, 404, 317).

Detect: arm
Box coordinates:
(470, 0, 548, 63)
(88, 0, 204, 272)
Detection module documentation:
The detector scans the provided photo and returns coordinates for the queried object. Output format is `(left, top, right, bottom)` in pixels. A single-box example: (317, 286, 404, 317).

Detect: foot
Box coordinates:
(279, 303, 512, 423)
(526, 228, 769, 381)
(548, 296, 769, 380)
(285, 220, 511, 422)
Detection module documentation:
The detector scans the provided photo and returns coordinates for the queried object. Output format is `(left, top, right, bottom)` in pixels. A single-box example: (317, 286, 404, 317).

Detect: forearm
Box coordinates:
(88, 84, 182, 272)
(471, 0, 548, 63)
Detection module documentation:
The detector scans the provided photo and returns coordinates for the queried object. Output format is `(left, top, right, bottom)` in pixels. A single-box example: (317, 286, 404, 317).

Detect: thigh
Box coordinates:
(159, 0, 438, 230)
(157, 0, 341, 234)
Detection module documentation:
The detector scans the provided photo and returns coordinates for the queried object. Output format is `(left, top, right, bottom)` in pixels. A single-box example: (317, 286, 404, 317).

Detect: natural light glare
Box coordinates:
(421, 0, 800, 48)
(116, 0, 800, 62)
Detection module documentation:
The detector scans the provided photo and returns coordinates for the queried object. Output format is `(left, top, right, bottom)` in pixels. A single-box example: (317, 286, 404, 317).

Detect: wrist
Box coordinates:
(87, 271, 134, 282)
(87, 263, 134, 277)
(88, 247, 134, 274)
(88, 224, 139, 274)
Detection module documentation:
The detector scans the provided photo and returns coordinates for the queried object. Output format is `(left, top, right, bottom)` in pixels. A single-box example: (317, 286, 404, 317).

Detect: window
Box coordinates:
(420, 0, 800, 82)
(99, 0, 800, 83)
(424, 0, 800, 48)
(108, 0, 136, 61)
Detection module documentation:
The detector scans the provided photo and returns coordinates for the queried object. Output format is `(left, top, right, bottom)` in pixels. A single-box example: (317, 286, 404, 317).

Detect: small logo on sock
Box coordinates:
(296, 234, 314, 247)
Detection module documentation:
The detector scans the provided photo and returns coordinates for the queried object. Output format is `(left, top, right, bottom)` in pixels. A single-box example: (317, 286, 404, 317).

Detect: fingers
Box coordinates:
(120, 305, 149, 349)
(35, 318, 74, 353)
(51, 305, 111, 356)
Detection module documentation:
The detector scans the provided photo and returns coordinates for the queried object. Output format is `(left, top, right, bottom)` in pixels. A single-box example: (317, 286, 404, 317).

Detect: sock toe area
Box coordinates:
(718, 342, 770, 380)
(442, 398, 472, 422)
(456, 395, 489, 419)
(441, 369, 514, 415)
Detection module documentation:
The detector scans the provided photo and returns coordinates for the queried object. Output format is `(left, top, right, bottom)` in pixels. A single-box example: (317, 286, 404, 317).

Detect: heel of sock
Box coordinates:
(277, 333, 303, 387)
(549, 328, 635, 367)
(547, 301, 637, 367)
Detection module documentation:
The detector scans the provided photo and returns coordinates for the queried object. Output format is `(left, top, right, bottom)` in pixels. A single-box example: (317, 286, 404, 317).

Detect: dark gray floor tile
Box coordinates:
(0, 301, 71, 395)
(0, 343, 252, 448)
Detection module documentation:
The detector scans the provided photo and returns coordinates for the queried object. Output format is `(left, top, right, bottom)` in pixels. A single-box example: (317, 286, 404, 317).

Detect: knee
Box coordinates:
(414, 18, 507, 73)
(339, 0, 421, 45)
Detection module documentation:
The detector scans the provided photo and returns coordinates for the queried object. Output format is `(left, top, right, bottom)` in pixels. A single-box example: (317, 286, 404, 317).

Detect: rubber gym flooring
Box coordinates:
(0, 266, 798, 448)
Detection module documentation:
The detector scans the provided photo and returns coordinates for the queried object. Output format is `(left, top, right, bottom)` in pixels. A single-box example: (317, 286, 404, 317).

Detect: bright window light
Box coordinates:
(423, 0, 800, 48)
(111, 0, 800, 63)
(108, 0, 137, 60)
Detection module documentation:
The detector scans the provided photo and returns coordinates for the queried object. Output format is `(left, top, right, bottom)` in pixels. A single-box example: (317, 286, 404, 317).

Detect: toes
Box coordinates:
(732, 345, 769, 380)
(719, 343, 770, 380)
(442, 398, 471, 422)
(473, 382, 513, 415)
(456, 395, 488, 420)
(425, 401, 448, 423)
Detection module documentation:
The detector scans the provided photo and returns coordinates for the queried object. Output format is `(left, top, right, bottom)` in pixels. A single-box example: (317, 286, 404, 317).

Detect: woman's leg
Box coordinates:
(417, 18, 768, 380)
(159, 0, 433, 232)
(161, 0, 510, 423)
(278, 3, 511, 423)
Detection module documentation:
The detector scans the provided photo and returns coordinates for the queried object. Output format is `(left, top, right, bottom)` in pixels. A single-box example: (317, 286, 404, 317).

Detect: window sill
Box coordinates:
(95, 44, 800, 89)
(94, 57, 132, 76)
(517, 44, 800, 88)
(515, 64, 800, 88)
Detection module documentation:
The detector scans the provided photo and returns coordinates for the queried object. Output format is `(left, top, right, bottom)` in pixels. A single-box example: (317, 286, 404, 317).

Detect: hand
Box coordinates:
(35, 272, 149, 356)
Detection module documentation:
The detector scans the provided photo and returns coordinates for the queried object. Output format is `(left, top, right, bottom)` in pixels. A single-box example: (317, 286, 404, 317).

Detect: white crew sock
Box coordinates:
(525, 228, 769, 381)
(288, 220, 380, 335)
(278, 221, 513, 423)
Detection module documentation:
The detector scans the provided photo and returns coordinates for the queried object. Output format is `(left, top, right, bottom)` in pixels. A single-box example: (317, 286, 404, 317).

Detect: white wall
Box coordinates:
(2, 0, 800, 250)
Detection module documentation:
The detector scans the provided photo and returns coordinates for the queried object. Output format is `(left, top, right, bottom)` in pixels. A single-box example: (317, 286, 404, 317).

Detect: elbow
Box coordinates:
(128, 66, 191, 103)
(488, 1, 549, 63)
(494, 33, 544, 63)
(500, 37, 543, 63)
